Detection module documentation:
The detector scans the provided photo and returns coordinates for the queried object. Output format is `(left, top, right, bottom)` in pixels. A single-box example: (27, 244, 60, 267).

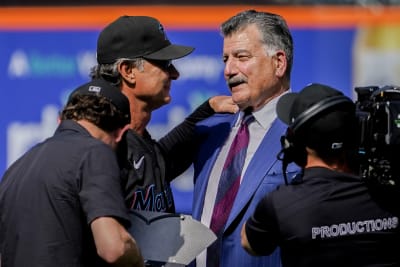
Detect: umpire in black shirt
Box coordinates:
(241, 83, 400, 267)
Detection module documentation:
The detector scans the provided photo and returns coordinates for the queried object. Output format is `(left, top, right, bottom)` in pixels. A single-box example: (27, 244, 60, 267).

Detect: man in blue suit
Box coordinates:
(190, 10, 299, 267)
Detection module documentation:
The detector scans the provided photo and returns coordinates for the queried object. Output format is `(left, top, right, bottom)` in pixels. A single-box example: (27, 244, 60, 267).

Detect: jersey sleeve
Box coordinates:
(157, 99, 214, 181)
(79, 144, 130, 227)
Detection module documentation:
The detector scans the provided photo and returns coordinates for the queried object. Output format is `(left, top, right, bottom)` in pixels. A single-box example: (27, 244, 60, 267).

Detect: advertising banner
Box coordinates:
(1, 6, 400, 213)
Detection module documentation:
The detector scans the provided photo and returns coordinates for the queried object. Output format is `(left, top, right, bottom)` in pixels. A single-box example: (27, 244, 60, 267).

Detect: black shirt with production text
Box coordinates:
(245, 167, 400, 267)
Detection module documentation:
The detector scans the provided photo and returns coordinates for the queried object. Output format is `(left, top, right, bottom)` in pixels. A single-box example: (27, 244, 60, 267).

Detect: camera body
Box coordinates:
(355, 85, 400, 187)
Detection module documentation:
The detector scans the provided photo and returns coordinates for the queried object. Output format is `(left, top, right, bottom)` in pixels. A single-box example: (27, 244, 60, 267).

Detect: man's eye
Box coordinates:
(238, 55, 250, 60)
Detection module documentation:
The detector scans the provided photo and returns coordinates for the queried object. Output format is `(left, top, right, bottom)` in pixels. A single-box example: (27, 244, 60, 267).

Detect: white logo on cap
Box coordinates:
(158, 23, 167, 40)
(331, 142, 343, 149)
(88, 85, 101, 93)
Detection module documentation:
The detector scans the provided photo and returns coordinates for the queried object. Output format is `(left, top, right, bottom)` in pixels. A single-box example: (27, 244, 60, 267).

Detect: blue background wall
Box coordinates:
(2, 6, 400, 213)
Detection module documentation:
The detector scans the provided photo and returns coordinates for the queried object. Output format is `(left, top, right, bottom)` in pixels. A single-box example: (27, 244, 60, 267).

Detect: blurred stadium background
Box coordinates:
(1, 2, 399, 214)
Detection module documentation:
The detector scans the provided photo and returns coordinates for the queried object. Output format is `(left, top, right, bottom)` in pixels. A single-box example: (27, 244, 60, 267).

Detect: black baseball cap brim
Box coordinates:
(276, 92, 298, 125)
(143, 44, 194, 61)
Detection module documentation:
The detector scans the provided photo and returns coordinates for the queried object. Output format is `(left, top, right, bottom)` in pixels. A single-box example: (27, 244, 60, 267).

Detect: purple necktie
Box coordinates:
(207, 112, 254, 267)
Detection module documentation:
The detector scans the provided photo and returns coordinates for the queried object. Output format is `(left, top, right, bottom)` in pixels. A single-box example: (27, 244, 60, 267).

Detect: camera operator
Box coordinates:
(241, 83, 400, 267)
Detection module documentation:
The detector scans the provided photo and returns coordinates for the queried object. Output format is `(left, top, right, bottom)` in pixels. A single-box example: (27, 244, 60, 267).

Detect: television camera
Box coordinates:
(355, 85, 400, 188)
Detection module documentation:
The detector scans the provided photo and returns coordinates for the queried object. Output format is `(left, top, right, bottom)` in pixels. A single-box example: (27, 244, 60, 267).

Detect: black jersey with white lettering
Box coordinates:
(118, 100, 213, 213)
(120, 129, 176, 212)
(245, 167, 400, 267)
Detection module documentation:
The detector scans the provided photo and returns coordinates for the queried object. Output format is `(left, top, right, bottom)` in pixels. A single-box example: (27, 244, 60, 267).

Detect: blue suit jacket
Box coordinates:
(191, 113, 299, 267)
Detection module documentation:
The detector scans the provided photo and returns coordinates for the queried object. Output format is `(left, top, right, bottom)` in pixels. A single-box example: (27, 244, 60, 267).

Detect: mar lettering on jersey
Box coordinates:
(129, 184, 174, 212)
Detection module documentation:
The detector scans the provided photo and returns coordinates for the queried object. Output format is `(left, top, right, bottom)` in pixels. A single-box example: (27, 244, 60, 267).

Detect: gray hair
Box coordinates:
(89, 58, 145, 86)
(221, 10, 294, 80)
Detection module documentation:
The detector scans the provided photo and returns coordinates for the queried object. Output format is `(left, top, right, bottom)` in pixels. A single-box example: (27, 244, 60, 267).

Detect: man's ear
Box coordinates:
(274, 50, 287, 78)
(118, 62, 135, 84)
(115, 124, 130, 143)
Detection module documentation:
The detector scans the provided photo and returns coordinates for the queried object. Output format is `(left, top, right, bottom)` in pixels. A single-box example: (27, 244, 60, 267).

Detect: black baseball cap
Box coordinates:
(97, 16, 194, 64)
(68, 78, 131, 125)
(277, 83, 356, 152)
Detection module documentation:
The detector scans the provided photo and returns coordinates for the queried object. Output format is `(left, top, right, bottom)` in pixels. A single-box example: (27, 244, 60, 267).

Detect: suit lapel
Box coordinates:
(192, 113, 238, 220)
(225, 119, 287, 230)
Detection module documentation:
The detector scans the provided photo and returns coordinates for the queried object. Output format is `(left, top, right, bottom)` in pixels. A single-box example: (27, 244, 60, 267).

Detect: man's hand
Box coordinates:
(209, 96, 239, 114)
(241, 222, 258, 256)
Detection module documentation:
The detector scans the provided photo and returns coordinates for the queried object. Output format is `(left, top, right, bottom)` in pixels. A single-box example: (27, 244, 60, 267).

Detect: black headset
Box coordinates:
(278, 95, 354, 184)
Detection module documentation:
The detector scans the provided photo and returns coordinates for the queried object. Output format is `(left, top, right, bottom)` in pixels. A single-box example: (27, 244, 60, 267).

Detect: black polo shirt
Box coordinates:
(245, 167, 400, 267)
(0, 120, 130, 267)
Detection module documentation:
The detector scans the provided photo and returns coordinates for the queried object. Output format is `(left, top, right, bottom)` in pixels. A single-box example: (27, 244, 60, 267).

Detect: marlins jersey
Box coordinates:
(120, 129, 175, 213)
(119, 100, 213, 213)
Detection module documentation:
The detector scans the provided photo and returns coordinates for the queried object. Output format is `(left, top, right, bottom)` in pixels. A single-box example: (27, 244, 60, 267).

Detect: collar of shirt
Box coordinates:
(235, 89, 292, 129)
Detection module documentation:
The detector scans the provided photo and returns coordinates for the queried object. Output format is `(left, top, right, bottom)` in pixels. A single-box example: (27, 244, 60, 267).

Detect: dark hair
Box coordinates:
(60, 94, 128, 132)
(221, 9, 294, 80)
